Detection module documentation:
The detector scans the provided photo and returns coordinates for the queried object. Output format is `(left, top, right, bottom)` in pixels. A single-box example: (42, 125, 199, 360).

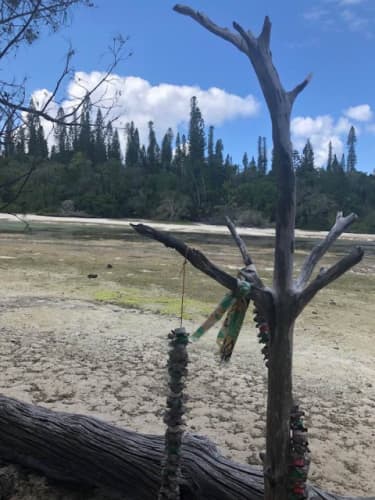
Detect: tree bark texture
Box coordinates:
(0, 395, 373, 500)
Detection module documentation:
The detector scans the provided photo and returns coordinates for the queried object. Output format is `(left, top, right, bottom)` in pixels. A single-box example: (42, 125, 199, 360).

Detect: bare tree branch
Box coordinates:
(225, 216, 264, 289)
(0, 35, 125, 128)
(39, 47, 74, 114)
(288, 73, 313, 104)
(0, 161, 36, 212)
(296, 246, 364, 316)
(295, 212, 358, 290)
(131, 223, 272, 317)
(225, 216, 253, 266)
(0, 1, 86, 27)
(232, 21, 256, 49)
(0, 0, 43, 60)
(131, 223, 238, 291)
(173, 4, 248, 54)
(258, 16, 271, 49)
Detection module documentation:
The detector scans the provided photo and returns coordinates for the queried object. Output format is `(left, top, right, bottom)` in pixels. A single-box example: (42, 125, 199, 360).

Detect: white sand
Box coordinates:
(1, 212, 374, 241)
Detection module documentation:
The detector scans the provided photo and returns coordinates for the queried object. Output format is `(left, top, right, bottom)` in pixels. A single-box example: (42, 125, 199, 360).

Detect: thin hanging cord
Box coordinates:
(179, 255, 187, 328)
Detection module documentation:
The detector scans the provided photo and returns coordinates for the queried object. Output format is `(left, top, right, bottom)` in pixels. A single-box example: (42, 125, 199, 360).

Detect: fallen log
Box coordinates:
(0, 395, 373, 500)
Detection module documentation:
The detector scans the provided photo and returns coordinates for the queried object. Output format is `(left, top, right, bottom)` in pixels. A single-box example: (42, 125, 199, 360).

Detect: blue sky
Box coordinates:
(5, 0, 375, 172)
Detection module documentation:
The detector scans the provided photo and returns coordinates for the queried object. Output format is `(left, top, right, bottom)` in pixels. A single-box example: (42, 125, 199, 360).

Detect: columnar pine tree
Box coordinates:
(346, 125, 357, 173)
(26, 99, 39, 156)
(37, 125, 49, 159)
(4, 116, 15, 157)
(94, 109, 107, 164)
(207, 125, 215, 166)
(105, 122, 114, 159)
(15, 127, 26, 156)
(173, 132, 183, 174)
(257, 136, 267, 175)
(110, 129, 121, 161)
(161, 128, 173, 169)
(300, 139, 315, 172)
(68, 111, 79, 152)
(54, 107, 68, 157)
(187, 96, 206, 214)
(249, 155, 257, 176)
(242, 152, 249, 170)
(77, 96, 93, 158)
(147, 121, 160, 169)
(125, 121, 141, 167)
(214, 138, 224, 167)
(327, 140, 333, 171)
(26, 99, 48, 158)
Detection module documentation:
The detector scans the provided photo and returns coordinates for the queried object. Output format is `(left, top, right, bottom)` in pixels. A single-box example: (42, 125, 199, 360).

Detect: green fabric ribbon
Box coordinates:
(192, 280, 251, 361)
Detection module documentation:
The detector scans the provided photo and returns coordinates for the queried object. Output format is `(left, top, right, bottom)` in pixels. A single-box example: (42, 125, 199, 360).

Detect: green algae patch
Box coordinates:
(94, 288, 214, 319)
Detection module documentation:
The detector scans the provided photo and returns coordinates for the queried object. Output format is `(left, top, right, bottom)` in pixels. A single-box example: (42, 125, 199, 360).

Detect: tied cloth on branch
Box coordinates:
(192, 280, 251, 361)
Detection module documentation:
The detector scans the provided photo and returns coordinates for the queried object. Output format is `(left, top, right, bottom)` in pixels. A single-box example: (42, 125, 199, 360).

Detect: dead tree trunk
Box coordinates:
(0, 395, 373, 500)
(133, 220, 362, 499)
(167, 6, 365, 500)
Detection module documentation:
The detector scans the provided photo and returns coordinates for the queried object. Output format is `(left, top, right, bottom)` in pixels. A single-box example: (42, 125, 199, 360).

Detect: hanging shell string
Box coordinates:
(253, 307, 270, 367)
(158, 328, 189, 500)
(179, 254, 188, 328)
(288, 404, 310, 500)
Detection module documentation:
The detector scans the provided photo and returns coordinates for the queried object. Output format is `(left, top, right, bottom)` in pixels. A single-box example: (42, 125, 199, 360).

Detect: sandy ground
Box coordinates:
(1, 212, 375, 241)
(0, 219, 374, 498)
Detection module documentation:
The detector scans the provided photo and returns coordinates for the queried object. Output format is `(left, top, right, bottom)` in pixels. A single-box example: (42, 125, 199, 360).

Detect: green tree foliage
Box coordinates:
(146, 121, 160, 169)
(4, 116, 15, 158)
(300, 139, 315, 172)
(257, 136, 267, 175)
(77, 96, 93, 159)
(327, 141, 333, 171)
(186, 96, 206, 216)
(125, 121, 140, 167)
(110, 129, 121, 161)
(161, 128, 173, 170)
(54, 107, 68, 159)
(0, 95, 374, 233)
(94, 109, 107, 164)
(26, 99, 48, 158)
(346, 125, 357, 173)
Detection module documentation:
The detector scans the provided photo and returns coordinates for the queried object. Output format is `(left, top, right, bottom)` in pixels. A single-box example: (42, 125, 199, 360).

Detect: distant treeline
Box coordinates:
(0, 96, 374, 233)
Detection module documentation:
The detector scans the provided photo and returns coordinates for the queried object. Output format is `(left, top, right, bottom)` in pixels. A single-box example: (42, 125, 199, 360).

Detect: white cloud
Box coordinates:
(305, 0, 372, 36)
(344, 104, 373, 122)
(303, 8, 329, 21)
(36, 71, 260, 153)
(340, 0, 364, 5)
(291, 114, 356, 166)
(341, 8, 370, 32)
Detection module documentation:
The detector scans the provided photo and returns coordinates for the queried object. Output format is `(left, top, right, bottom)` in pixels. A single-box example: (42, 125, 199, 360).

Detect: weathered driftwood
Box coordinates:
(0, 395, 373, 500)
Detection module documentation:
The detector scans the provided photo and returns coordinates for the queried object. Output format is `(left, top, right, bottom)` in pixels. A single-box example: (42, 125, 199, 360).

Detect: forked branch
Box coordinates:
(174, 4, 311, 117)
(296, 246, 364, 316)
(173, 4, 248, 54)
(296, 212, 358, 290)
